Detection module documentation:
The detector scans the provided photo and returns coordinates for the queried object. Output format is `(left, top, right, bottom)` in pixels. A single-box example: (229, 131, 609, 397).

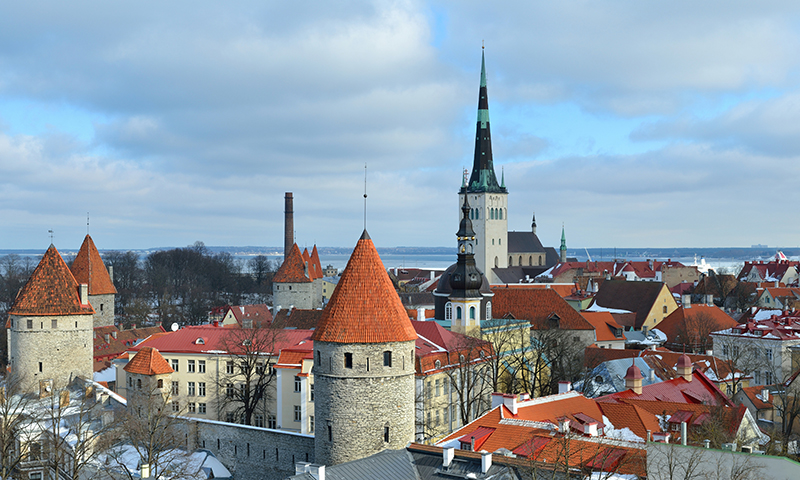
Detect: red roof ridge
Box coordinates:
(70, 234, 117, 295)
(10, 245, 95, 316)
(313, 231, 417, 344)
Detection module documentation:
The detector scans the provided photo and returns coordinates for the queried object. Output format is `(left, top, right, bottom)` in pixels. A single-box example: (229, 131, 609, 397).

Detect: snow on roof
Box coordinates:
(585, 304, 633, 314)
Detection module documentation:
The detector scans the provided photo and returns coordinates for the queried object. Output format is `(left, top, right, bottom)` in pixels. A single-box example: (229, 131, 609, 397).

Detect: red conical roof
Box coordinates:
(70, 235, 117, 295)
(274, 244, 311, 283)
(124, 346, 174, 375)
(625, 360, 644, 380)
(313, 231, 417, 344)
(309, 245, 323, 280)
(10, 245, 95, 316)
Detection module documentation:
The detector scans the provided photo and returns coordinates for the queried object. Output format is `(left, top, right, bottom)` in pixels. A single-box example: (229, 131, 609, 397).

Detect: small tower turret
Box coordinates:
(449, 196, 485, 336)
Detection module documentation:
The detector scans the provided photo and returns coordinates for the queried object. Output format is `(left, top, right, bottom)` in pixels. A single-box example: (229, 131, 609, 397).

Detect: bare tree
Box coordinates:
(441, 335, 493, 426)
(530, 327, 586, 396)
(216, 324, 283, 425)
(713, 334, 765, 395)
(108, 384, 197, 480)
(0, 375, 35, 480)
(671, 312, 722, 354)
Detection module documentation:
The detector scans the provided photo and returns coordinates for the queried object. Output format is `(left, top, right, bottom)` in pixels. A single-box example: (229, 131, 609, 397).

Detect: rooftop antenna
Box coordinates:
(363, 163, 368, 231)
(48, 229, 54, 245)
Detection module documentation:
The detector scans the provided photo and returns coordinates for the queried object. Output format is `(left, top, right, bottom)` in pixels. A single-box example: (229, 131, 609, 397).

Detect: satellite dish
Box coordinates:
(45, 385, 52, 392)
(171, 323, 179, 332)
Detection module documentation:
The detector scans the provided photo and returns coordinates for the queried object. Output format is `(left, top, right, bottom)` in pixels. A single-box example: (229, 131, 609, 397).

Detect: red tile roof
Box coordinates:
(132, 324, 314, 355)
(272, 308, 324, 329)
(273, 244, 311, 283)
(657, 305, 739, 346)
(124, 346, 173, 375)
(412, 320, 494, 374)
(225, 304, 273, 327)
(309, 245, 323, 280)
(581, 312, 624, 342)
(597, 402, 661, 441)
(491, 287, 593, 330)
(10, 245, 95, 316)
(739, 384, 774, 410)
(94, 325, 165, 371)
(496, 283, 578, 298)
(313, 231, 417, 344)
(597, 370, 732, 406)
(70, 234, 117, 295)
(275, 347, 314, 370)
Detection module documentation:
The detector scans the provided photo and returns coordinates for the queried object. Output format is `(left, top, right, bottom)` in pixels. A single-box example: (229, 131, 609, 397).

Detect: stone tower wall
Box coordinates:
(313, 339, 415, 465)
(89, 293, 115, 327)
(8, 312, 93, 393)
(459, 192, 508, 283)
(273, 281, 314, 310)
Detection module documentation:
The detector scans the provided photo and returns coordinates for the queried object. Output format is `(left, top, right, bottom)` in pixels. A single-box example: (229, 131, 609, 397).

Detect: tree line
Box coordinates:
(0, 242, 279, 332)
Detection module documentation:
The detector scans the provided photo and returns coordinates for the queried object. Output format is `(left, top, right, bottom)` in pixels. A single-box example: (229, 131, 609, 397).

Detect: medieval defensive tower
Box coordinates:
(8, 245, 94, 394)
(312, 231, 416, 465)
(70, 234, 117, 327)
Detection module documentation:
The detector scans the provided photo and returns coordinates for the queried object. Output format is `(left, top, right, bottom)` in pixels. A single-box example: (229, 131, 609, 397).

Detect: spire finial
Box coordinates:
(363, 163, 368, 231)
(87, 212, 90, 235)
(48, 229, 54, 245)
(501, 166, 505, 188)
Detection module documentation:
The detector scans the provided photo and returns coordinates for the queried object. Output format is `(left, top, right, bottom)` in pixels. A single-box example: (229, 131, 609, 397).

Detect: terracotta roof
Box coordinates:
(592, 280, 669, 329)
(273, 244, 311, 283)
(657, 305, 738, 346)
(9, 245, 95, 316)
(275, 347, 314, 369)
(70, 234, 117, 295)
(309, 245, 323, 280)
(494, 283, 578, 298)
(597, 370, 732, 406)
(312, 231, 417, 344)
(581, 311, 624, 342)
(412, 320, 494, 375)
(597, 402, 661, 441)
(131, 324, 314, 355)
(491, 287, 593, 330)
(272, 308, 324, 329)
(94, 325, 165, 371)
(124, 346, 173, 375)
(225, 304, 273, 327)
(739, 384, 774, 410)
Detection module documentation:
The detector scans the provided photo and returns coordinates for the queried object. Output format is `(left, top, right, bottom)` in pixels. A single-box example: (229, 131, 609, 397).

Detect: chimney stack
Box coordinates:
(284, 192, 294, 261)
(79, 284, 89, 305)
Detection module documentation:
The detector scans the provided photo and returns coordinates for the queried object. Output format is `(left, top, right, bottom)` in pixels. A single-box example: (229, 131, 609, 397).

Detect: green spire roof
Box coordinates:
(560, 225, 567, 251)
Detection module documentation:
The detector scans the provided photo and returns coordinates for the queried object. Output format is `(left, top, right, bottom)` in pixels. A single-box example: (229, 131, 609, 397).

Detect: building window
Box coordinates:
(766, 349, 773, 362)
(226, 383, 234, 398)
(663, 306, 668, 314)
(469, 306, 476, 320)
(328, 425, 333, 442)
(294, 405, 302, 422)
(765, 371, 773, 385)
(509, 256, 513, 266)
(294, 376, 302, 392)
(137, 379, 142, 389)
(188, 403, 196, 413)
(529, 256, 533, 266)
(384, 351, 392, 367)
(157, 379, 163, 388)
(226, 412, 235, 423)
(435, 379, 441, 396)
(172, 381, 179, 395)
(445, 302, 453, 320)
(494, 257, 498, 268)
(39, 362, 43, 373)
(198, 360, 206, 373)
(456, 306, 462, 320)
(486, 301, 492, 320)
(435, 360, 441, 369)
(188, 382, 196, 396)
(172, 401, 179, 412)
(344, 353, 353, 369)
(27, 319, 33, 329)
(268, 414, 276, 429)
(310, 416, 315, 433)
(172, 359, 179, 372)
(51, 319, 57, 329)
(384, 424, 390, 443)
(256, 362, 265, 375)
(519, 256, 522, 266)
(226, 361, 234, 374)
(310, 383, 314, 401)
(198, 403, 206, 414)
(187, 360, 195, 373)
(198, 382, 206, 396)
(254, 414, 264, 427)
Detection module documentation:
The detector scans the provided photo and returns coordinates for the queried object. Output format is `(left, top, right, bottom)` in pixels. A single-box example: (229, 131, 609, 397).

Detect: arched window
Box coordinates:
(383, 351, 392, 367)
(476, 209, 479, 219)
(456, 306, 462, 320)
(499, 209, 503, 220)
(519, 256, 523, 266)
(494, 257, 498, 267)
(384, 423, 390, 443)
(486, 301, 492, 320)
(459, 354, 465, 363)
(490, 209, 494, 220)
(445, 302, 453, 320)
(539, 256, 543, 266)
(509, 256, 513, 265)
(529, 256, 532, 266)
(434, 360, 441, 369)
(469, 306, 476, 320)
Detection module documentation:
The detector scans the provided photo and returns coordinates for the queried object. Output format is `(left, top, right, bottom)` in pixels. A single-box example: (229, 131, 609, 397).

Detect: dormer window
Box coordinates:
(195, 338, 205, 345)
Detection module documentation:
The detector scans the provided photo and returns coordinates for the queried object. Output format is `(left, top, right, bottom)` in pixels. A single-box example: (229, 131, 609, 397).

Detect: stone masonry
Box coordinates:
(314, 340, 415, 465)
(89, 292, 115, 328)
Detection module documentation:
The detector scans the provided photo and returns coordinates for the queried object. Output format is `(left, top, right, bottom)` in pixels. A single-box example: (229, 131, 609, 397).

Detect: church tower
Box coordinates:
(449, 196, 488, 336)
(459, 49, 508, 283)
(8, 245, 94, 394)
(560, 225, 567, 263)
(70, 234, 117, 327)
(312, 231, 416, 466)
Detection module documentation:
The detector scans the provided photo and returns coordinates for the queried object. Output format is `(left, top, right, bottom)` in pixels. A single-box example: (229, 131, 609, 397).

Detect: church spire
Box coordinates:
(560, 224, 567, 263)
(461, 48, 506, 194)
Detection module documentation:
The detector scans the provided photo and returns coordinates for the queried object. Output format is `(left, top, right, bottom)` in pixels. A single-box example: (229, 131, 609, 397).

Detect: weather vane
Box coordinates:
(363, 163, 368, 231)
(48, 229, 54, 244)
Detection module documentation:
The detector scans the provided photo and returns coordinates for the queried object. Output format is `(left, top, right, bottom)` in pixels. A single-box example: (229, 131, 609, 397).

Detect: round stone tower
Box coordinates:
(8, 245, 94, 394)
(312, 230, 417, 466)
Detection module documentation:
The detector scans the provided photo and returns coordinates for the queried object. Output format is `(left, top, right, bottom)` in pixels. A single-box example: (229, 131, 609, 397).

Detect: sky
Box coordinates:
(2, 1, 800, 251)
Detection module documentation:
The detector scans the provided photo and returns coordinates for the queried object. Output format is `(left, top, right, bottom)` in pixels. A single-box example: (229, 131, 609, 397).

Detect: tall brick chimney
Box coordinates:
(284, 192, 293, 261)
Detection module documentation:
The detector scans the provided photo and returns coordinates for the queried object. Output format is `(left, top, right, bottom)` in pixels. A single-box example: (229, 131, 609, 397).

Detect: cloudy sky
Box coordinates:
(2, 1, 799, 251)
